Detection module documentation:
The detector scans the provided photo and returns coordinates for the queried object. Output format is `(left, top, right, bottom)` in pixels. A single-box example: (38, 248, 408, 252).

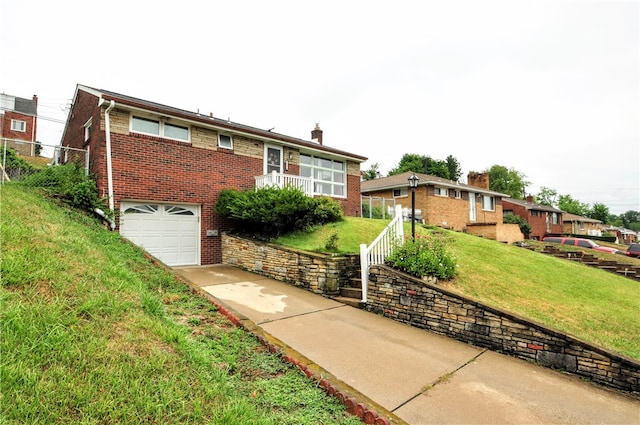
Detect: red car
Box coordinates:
(542, 237, 620, 254)
(626, 243, 640, 258)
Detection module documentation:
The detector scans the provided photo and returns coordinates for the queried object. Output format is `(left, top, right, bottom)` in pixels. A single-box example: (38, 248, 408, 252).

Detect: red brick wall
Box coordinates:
(503, 202, 563, 240)
(61, 90, 363, 264)
(364, 186, 504, 232)
(108, 132, 262, 264)
(1, 110, 37, 155)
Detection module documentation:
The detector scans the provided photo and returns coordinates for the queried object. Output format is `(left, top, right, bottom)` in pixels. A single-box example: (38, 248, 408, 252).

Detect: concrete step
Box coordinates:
(331, 296, 364, 309)
(340, 286, 362, 299)
(348, 277, 362, 289)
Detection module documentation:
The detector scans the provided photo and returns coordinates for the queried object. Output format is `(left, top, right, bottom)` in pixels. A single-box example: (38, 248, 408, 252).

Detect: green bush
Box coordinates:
(386, 233, 457, 279)
(1, 147, 34, 177)
(216, 186, 343, 237)
(309, 196, 344, 225)
(21, 164, 103, 213)
(503, 212, 531, 239)
(362, 204, 383, 219)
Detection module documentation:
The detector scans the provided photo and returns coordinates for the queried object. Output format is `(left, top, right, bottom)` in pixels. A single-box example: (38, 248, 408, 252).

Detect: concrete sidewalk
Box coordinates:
(174, 265, 640, 425)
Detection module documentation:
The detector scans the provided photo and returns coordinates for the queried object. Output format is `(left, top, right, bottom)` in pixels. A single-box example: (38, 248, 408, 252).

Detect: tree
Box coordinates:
(362, 163, 381, 180)
(445, 155, 462, 182)
(558, 194, 590, 216)
(486, 165, 529, 200)
(388, 153, 427, 176)
(619, 210, 640, 231)
(388, 153, 460, 180)
(588, 203, 609, 224)
(535, 187, 558, 207)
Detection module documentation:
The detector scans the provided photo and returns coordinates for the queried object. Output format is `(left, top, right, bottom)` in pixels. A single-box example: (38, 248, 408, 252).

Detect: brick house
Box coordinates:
(59, 84, 367, 266)
(361, 171, 523, 243)
(502, 196, 563, 240)
(1, 93, 38, 156)
(562, 213, 602, 237)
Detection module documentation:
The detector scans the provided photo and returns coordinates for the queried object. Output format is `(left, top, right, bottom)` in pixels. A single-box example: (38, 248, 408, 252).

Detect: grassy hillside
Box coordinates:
(275, 217, 640, 360)
(0, 184, 361, 424)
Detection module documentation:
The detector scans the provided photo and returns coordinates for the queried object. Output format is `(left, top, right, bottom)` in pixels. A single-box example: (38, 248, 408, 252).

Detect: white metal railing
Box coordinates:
(255, 171, 314, 196)
(359, 204, 405, 303)
(388, 205, 423, 222)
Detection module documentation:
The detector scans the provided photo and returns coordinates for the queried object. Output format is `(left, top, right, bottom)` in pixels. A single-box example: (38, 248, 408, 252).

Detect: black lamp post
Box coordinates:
(408, 173, 419, 241)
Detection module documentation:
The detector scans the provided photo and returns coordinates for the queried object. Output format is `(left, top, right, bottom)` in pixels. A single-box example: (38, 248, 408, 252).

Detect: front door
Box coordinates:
(469, 193, 477, 221)
(265, 145, 282, 174)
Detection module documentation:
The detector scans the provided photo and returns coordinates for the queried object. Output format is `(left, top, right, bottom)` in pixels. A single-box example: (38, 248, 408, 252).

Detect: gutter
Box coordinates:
(98, 99, 116, 213)
(94, 207, 116, 231)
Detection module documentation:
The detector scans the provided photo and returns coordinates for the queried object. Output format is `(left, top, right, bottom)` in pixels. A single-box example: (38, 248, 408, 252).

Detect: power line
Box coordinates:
(0, 106, 67, 124)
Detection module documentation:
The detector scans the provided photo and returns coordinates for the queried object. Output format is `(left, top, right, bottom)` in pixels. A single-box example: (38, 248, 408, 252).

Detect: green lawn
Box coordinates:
(274, 217, 640, 360)
(0, 184, 361, 425)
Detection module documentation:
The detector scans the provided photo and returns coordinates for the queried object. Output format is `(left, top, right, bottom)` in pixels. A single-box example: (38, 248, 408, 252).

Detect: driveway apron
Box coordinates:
(174, 265, 640, 425)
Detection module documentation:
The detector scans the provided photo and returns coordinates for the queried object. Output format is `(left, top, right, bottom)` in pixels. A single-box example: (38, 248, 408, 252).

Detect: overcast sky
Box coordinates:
(2, 0, 638, 214)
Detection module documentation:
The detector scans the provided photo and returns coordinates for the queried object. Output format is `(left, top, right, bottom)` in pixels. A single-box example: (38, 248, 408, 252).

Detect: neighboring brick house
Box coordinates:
(1, 93, 38, 156)
(59, 84, 367, 266)
(502, 196, 563, 240)
(361, 171, 523, 243)
(599, 225, 638, 244)
(562, 213, 602, 237)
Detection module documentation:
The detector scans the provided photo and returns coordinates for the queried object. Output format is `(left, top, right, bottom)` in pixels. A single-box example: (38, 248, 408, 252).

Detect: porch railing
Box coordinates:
(359, 204, 405, 303)
(255, 171, 314, 197)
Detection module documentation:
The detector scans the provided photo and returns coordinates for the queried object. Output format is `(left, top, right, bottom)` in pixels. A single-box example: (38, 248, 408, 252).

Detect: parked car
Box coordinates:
(542, 236, 619, 254)
(626, 243, 640, 258)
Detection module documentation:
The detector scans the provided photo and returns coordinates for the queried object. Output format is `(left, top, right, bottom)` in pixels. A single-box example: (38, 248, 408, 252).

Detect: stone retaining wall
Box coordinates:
(366, 264, 640, 394)
(221, 233, 359, 295)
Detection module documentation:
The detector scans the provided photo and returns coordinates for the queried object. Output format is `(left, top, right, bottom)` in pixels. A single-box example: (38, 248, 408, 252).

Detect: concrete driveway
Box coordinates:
(174, 265, 640, 425)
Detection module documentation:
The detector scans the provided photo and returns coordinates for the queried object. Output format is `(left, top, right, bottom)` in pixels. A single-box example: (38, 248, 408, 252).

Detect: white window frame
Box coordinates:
(265, 145, 283, 174)
(482, 195, 495, 211)
(218, 133, 233, 149)
(299, 153, 346, 198)
(434, 187, 449, 197)
(393, 188, 408, 198)
(11, 119, 26, 132)
(83, 118, 92, 142)
(130, 114, 190, 143)
(454, 190, 462, 199)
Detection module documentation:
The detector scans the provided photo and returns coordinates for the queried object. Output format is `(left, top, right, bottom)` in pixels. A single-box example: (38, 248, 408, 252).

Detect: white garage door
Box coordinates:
(120, 202, 200, 266)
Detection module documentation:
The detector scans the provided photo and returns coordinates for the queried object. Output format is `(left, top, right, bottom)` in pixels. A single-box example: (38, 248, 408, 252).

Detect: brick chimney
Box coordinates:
(311, 123, 323, 145)
(467, 172, 489, 189)
(526, 195, 534, 203)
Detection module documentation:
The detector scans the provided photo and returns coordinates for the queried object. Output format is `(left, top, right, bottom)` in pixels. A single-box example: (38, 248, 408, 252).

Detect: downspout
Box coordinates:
(99, 99, 116, 213)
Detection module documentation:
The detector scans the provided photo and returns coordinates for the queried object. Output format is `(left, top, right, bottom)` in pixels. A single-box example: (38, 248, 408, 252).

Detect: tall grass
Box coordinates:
(0, 184, 361, 424)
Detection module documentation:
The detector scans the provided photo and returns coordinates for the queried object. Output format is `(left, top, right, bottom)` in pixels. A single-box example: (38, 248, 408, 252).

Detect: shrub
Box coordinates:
(21, 164, 104, 213)
(309, 196, 344, 225)
(216, 186, 343, 237)
(386, 233, 457, 279)
(0, 147, 35, 179)
(503, 212, 531, 239)
(362, 204, 383, 219)
(324, 231, 340, 252)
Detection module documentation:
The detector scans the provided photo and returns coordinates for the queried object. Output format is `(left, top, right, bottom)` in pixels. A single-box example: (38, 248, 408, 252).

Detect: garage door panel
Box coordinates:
(120, 202, 200, 266)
